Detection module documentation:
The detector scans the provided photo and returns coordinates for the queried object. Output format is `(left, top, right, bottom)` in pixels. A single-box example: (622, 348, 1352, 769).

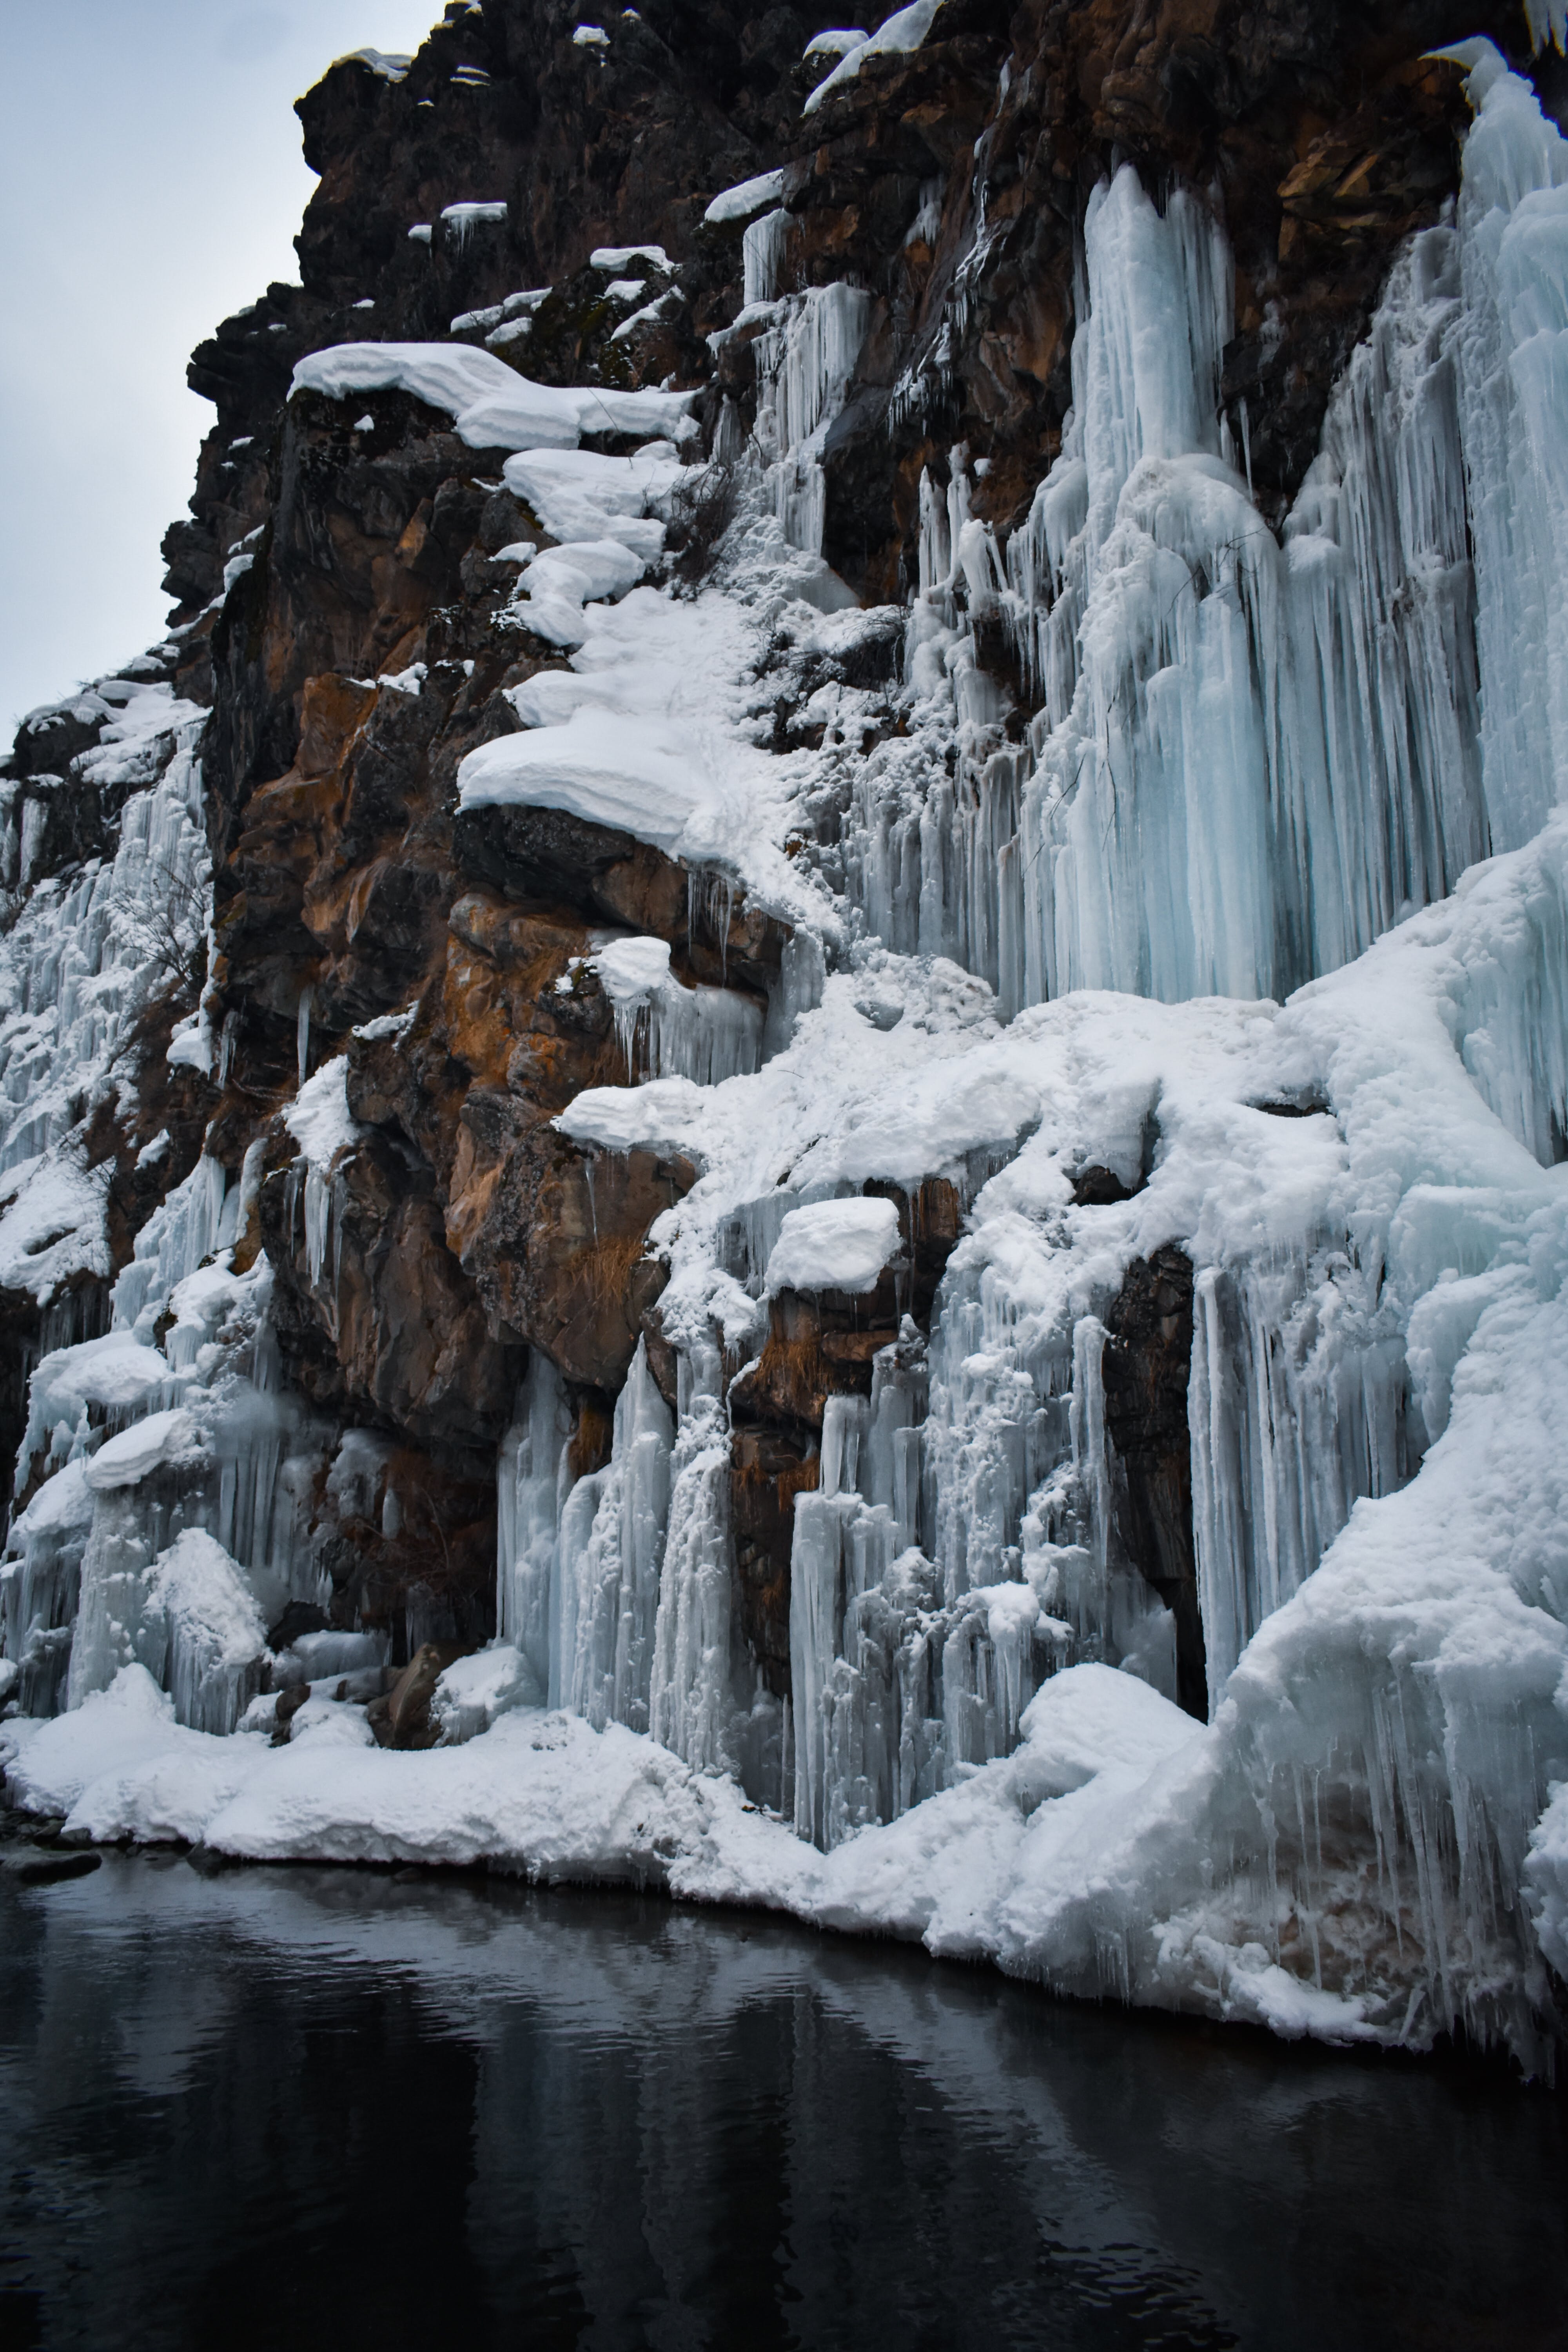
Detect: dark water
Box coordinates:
(0, 1857, 1563, 2352)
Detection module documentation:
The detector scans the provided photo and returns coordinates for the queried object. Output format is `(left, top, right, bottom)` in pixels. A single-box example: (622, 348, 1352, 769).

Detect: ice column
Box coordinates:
(650, 1369, 736, 1771)
(742, 207, 789, 308)
(786, 1318, 1152, 1847)
(554, 1341, 673, 1731)
(753, 283, 873, 552)
(1189, 1256, 1419, 1713)
(843, 155, 1502, 1011)
(497, 1351, 574, 1702)
(1446, 49, 1568, 851)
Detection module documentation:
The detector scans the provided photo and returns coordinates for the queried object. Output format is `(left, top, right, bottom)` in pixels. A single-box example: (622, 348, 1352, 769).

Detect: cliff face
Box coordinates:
(8, 0, 1568, 2058)
(84, 0, 1519, 1667)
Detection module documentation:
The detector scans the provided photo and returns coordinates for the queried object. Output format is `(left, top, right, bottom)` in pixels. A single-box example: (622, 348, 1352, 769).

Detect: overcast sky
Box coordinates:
(0, 1, 446, 737)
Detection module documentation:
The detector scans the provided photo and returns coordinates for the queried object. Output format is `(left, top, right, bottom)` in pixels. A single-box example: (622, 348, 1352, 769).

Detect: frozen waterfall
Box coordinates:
(8, 34, 1568, 2068)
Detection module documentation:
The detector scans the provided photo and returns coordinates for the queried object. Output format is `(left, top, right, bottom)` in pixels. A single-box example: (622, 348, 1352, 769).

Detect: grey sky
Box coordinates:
(0, 1, 445, 736)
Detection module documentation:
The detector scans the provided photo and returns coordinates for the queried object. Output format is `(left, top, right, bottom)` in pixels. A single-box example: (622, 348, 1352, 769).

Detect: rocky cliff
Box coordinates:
(40, 0, 1522, 1663)
(7, 0, 1568, 2063)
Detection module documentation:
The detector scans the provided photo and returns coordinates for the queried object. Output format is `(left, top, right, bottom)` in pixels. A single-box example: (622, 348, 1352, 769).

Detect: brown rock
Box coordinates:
(1101, 1245, 1206, 1720)
(731, 1426, 821, 1693)
(379, 1641, 472, 1749)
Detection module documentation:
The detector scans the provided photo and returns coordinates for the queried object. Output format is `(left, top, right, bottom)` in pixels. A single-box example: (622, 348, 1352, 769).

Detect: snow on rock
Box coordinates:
(557, 1074, 710, 1159)
(460, 708, 719, 851)
(7, 1460, 94, 1544)
(339, 47, 411, 80)
(460, 573, 829, 924)
(591, 935, 673, 1001)
(703, 168, 786, 225)
(502, 444, 681, 541)
(430, 1644, 540, 1742)
(589, 243, 670, 270)
(289, 342, 697, 452)
(441, 200, 509, 231)
(502, 541, 650, 644)
(285, 1053, 363, 1171)
(804, 0, 940, 112)
(83, 1408, 203, 1493)
(27, 1335, 179, 1432)
(491, 446, 680, 635)
(0, 1156, 112, 1305)
(765, 1197, 901, 1294)
(452, 287, 550, 335)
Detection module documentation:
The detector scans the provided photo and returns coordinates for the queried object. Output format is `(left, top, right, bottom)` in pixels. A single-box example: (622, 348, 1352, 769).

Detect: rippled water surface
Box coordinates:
(0, 1855, 1564, 2350)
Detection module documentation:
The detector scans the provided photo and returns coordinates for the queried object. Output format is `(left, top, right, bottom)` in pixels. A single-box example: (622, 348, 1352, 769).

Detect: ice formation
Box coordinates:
(10, 35, 1568, 2074)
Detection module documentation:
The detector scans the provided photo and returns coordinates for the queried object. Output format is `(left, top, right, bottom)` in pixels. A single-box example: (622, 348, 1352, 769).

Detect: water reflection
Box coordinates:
(0, 1857, 1562, 2350)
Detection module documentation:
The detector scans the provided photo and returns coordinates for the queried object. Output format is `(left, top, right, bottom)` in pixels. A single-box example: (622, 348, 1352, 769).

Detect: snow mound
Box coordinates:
(140, 1530, 268, 1736)
(458, 708, 720, 856)
(765, 1197, 901, 1294)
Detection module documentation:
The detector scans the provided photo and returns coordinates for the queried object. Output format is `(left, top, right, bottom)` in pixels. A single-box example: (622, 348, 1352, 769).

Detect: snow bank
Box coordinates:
(12, 1657, 1379, 2042)
(8, 1664, 185, 1818)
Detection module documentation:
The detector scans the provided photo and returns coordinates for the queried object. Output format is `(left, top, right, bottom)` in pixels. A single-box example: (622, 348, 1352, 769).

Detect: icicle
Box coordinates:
(554, 1341, 673, 1731)
(742, 206, 789, 307)
(842, 160, 1498, 1011)
(649, 1394, 735, 1768)
(752, 283, 873, 552)
(296, 985, 314, 1089)
(496, 1352, 572, 1697)
(1190, 1256, 1418, 1714)
(590, 935, 767, 1087)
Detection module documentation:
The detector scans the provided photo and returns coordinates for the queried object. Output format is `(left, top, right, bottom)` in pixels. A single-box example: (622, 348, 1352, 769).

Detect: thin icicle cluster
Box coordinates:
(0, 694, 337, 1731)
(753, 283, 873, 552)
(844, 167, 1504, 1011)
(589, 935, 766, 1087)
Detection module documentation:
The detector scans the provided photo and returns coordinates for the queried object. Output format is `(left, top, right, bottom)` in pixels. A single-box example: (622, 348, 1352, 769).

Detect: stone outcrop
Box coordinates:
(1102, 1247, 1204, 1718)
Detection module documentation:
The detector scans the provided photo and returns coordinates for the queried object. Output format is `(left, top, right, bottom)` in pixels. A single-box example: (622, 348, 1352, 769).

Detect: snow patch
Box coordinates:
(766, 1197, 901, 1295)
